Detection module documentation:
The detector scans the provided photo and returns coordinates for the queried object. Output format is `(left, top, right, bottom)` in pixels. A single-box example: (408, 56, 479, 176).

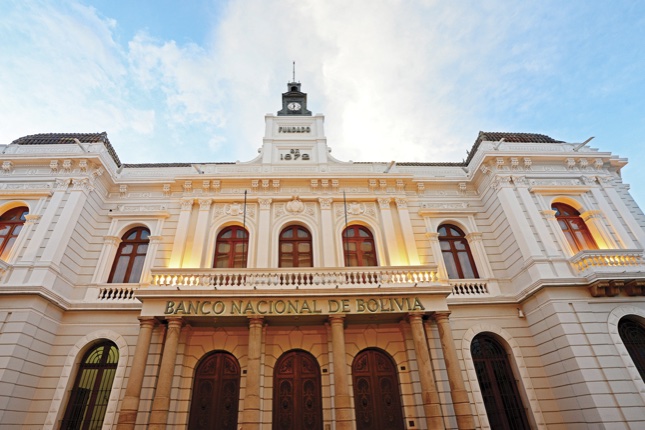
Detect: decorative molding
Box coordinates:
(119, 184, 127, 198)
(377, 197, 391, 209)
(163, 184, 171, 197)
(491, 175, 512, 190)
(395, 198, 407, 209)
(78, 159, 88, 173)
(259, 198, 272, 209)
(50, 160, 59, 173)
(540, 209, 557, 220)
(104, 235, 121, 245)
(198, 199, 212, 210)
(180, 199, 194, 211)
(62, 159, 72, 173)
(1, 161, 13, 174)
(71, 178, 94, 192)
(511, 175, 528, 187)
(318, 197, 332, 209)
(183, 181, 192, 193)
(24, 214, 42, 226)
(285, 196, 305, 214)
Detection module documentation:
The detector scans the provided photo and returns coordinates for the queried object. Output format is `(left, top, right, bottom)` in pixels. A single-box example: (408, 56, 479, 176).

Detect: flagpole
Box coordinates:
(243, 190, 247, 267)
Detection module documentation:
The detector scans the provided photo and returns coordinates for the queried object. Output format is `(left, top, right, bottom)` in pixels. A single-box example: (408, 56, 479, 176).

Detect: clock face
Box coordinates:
(287, 102, 302, 111)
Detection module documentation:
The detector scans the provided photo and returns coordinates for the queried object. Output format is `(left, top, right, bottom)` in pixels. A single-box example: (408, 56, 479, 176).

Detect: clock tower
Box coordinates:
(277, 81, 312, 116)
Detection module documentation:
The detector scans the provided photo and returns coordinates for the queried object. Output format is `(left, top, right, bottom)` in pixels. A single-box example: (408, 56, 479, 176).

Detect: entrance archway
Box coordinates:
(352, 348, 405, 430)
(188, 351, 240, 430)
(273, 350, 323, 430)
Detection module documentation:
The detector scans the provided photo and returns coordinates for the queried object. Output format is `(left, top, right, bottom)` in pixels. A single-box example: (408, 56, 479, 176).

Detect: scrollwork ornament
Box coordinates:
(54, 178, 70, 190)
(72, 178, 93, 192)
(225, 202, 243, 216)
(511, 175, 528, 187)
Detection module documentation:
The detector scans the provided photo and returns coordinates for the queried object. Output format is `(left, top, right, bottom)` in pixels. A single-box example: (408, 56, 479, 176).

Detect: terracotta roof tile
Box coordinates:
(10, 132, 121, 166)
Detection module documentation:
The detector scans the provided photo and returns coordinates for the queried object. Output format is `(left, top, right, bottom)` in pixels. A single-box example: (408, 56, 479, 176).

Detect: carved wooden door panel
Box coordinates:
(189, 351, 240, 430)
(352, 349, 405, 430)
(273, 350, 323, 430)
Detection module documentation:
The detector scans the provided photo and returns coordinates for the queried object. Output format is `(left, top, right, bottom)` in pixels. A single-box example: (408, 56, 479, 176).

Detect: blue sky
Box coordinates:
(1, 1, 645, 205)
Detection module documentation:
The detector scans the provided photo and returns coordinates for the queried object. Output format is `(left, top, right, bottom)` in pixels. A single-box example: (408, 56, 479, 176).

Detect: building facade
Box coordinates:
(1, 83, 645, 429)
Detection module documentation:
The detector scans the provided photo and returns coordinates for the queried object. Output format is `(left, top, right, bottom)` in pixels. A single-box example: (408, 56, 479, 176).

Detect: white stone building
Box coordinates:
(1, 82, 644, 429)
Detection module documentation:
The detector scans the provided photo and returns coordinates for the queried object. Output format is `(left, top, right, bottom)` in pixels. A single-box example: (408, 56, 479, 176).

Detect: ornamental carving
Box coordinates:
(377, 198, 391, 209)
(50, 160, 59, 173)
(198, 199, 212, 210)
(491, 175, 512, 190)
(420, 202, 468, 210)
(395, 198, 407, 209)
(511, 176, 528, 186)
(54, 178, 70, 190)
(104, 235, 121, 246)
(181, 199, 194, 211)
(259, 198, 272, 209)
(24, 214, 42, 226)
(2, 161, 13, 174)
(119, 185, 127, 198)
(71, 178, 93, 192)
(318, 198, 332, 209)
(524, 157, 532, 170)
(594, 158, 604, 170)
(62, 159, 72, 173)
(540, 209, 557, 220)
(225, 203, 244, 216)
(348, 202, 365, 215)
(116, 204, 167, 212)
(163, 184, 171, 197)
(286, 196, 305, 214)
(183, 181, 193, 193)
(79, 159, 88, 173)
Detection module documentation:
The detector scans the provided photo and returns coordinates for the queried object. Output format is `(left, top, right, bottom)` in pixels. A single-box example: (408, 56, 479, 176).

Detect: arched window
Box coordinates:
(618, 317, 645, 380)
(61, 340, 119, 430)
(0, 206, 28, 260)
(471, 334, 530, 430)
(213, 226, 249, 268)
(108, 227, 150, 283)
(343, 225, 377, 267)
(552, 203, 598, 253)
(279, 225, 312, 268)
(438, 224, 479, 279)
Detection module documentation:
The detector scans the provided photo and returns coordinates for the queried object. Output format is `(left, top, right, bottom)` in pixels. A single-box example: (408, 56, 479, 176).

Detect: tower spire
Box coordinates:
(292, 61, 296, 82)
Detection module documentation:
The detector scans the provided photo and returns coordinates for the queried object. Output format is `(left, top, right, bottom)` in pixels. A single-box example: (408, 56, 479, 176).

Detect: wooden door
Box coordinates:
(189, 351, 240, 430)
(273, 350, 322, 430)
(352, 349, 405, 430)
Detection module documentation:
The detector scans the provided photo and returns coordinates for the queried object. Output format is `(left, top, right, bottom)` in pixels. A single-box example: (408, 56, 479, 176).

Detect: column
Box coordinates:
(426, 231, 449, 280)
(513, 176, 560, 257)
(117, 317, 157, 430)
(329, 316, 353, 430)
(494, 177, 542, 258)
(433, 312, 475, 430)
(190, 199, 212, 267)
(378, 198, 402, 265)
(595, 176, 645, 248)
(149, 317, 183, 430)
(169, 199, 193, 267)
(21, 180, 67, 261)
(255, 199, 272, 267)
(242, 316, 264, 427)
(40, 178, 91, 264)
(395, 198, 421, 265)
(319, 198, 336, 266)
(408, 313, 444, 429)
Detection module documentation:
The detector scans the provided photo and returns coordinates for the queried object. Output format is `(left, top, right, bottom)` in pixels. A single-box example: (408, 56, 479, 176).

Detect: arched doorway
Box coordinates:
(273, 350, 322, 430)
(352, 348, 405, 430)
(471, 333, 530, 430)
(188, 351, 241, 430)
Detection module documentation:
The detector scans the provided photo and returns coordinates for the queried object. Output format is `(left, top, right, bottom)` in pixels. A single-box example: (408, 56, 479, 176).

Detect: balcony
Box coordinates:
(149, 265, 439, 290)
(570, 249, 645, 279)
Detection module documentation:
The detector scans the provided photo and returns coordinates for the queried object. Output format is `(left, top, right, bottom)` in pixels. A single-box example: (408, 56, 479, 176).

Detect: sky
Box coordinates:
(1, 1, 645, 205)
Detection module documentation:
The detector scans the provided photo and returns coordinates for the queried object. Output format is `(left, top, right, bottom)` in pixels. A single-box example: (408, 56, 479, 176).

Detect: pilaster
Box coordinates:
(170, 199, 193, 268)
(395, 197, 420, 265)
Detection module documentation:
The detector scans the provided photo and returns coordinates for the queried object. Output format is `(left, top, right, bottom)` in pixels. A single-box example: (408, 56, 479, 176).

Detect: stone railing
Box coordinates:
(570, 249, 645, 274)
(149, 265, 439, 289)
(97, 285, 138, 301)
(449, 280, 489, 296)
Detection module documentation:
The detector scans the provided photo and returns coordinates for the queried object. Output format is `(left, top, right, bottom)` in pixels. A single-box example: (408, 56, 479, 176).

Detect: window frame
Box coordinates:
(60, 340, 119, 430)
(0, 206, 29, 261)
(278, 225, 313, 268)
(618, 317, 645, 381)
(552, 202, 598, 253)
(438, 223, 479, 279)
(213, 225, 249, 268)
(342, 225, 378, 267)
(107, 226, 150, 283)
